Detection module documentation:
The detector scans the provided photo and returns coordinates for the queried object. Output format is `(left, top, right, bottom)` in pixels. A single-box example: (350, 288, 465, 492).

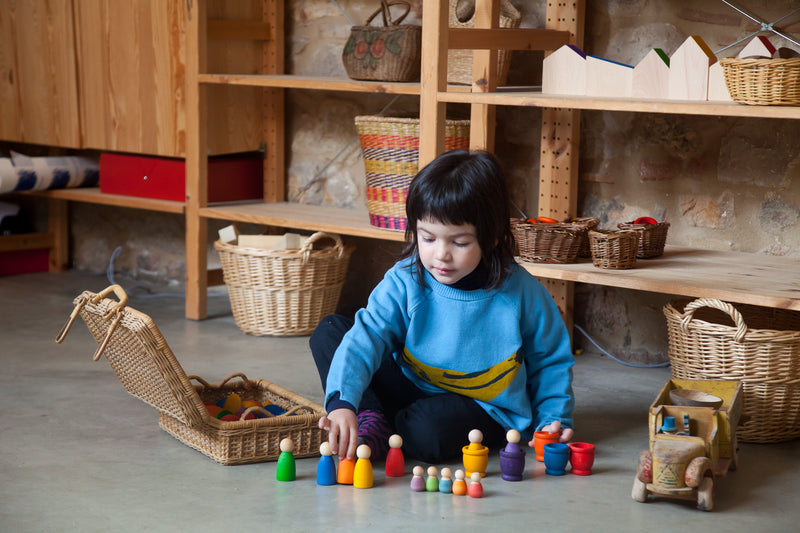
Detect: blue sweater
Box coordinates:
(325, 257, 575, 437)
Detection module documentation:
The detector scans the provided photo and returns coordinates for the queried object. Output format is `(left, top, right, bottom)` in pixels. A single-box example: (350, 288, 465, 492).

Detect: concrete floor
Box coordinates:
(1, 271, 799, 532)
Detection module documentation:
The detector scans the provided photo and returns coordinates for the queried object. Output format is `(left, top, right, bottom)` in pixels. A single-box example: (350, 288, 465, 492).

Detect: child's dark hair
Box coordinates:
(401, 149, 516, 289)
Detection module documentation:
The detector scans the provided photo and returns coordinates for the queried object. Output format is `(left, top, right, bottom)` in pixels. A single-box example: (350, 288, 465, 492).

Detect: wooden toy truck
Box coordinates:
(632, 379, 743, 511)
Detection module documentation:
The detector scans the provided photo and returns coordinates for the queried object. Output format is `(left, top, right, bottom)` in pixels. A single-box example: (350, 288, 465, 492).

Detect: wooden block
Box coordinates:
(238, 234, 283, 249)
(542, 45, 587, 96)
(632, 48, 670, 99)
(668, 36, 716, 100)
(777, 47, 800, 59)
(586, 56, 633, 97)
(737, 35, 776, 59)
(218, 225, 239, 244)
(707, 61, 732, 102)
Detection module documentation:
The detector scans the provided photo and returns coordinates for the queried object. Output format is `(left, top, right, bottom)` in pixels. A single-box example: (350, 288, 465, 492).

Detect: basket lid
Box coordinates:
(67, 286, 206, 427)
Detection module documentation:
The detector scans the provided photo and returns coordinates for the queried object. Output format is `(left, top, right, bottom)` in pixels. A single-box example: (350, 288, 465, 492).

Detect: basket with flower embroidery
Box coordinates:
(343, 0, 421, 82)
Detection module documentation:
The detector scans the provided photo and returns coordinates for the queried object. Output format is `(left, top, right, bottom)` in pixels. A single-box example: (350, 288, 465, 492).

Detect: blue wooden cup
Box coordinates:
(543, 442, 570, 475)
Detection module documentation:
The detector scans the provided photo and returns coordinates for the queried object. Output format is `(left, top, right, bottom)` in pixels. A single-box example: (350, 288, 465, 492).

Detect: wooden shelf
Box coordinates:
(28, 188, 184, 214)
(199, 202, 407, 242)
(438, 89, 800, 119)
(521, 246, 800, 311)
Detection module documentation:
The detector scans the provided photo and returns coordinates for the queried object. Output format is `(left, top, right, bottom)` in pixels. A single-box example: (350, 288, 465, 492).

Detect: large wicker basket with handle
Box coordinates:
(215, 232, 354, 336)
(664, 297, 800, 443)
(55, 285, 326, 465)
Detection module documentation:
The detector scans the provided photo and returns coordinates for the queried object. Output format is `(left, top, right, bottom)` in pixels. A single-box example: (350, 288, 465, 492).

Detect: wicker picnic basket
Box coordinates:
(215, 232, 354, 336)
(617, 221, 670, 258)
(512, 220, 587, 264)
(55, 285, 326, 465)
(355, 115, 470, 230)
(720, 57, 800, 106)
(664, 298, 800, 443)
(588, 229, 639, 269)
(448, 0, 521, 85)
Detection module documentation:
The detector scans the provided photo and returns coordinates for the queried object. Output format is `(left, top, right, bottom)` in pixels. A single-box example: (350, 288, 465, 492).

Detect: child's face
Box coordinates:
(416, 218, 482, 285)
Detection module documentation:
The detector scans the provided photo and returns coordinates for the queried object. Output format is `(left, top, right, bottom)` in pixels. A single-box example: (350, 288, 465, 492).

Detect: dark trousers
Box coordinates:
(309, 314, 506, 462)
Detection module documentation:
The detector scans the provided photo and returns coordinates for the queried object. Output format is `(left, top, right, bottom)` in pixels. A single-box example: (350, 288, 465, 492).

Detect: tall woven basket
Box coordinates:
(355, 115, 470, 230)
(664, 298, 800, 443)
(215, 232, 354, 336)
(448, 0, 521, 85)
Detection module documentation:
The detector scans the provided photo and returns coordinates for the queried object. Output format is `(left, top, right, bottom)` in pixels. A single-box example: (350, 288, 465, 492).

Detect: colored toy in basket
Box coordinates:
(452, 469, 468, 496)
(353, 444, 374, 489)
(467, 472, 484, 499)
(426, 466, 439, 492)
(462, 429, 489, 478)
(317, 442, 337, 486)
(276, 438, 296, 481)
(439, 467, 453, 494)
(385, 434, 405, 477)
(338, 456, 356, 485)
(499, 429, 526, 481)
(410, 465, 426, 492)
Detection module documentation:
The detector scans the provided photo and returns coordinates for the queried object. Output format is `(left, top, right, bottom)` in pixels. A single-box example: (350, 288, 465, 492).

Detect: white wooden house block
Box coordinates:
(542, 44, 587, 95)
(707, 61, 733, 101)
(737, 35, 776, 58)
(586, 56, 633, 97)
(668, 36, 716, 101)
(632, 48, 670, 99)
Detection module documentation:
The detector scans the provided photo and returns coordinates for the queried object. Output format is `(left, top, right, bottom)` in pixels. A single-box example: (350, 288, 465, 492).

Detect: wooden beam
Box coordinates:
(262, 0, 285, 203)
(0, 233, 53, 252)
(418, 0, 449, 166)
(48, 198, 69, 272)
(468, 0, 500, 152)
(448, 28, 570, 51)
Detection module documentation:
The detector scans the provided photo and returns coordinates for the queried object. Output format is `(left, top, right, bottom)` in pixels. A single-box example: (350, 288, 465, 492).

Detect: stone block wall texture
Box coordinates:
(61, 0, 798, 363)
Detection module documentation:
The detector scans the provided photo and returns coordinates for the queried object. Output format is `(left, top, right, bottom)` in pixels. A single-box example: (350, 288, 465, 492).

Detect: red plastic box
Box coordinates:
(100, 152, 263, 203)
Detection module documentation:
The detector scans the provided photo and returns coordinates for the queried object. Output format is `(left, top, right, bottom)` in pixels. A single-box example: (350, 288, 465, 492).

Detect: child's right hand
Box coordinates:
(318, 408, 358, 460)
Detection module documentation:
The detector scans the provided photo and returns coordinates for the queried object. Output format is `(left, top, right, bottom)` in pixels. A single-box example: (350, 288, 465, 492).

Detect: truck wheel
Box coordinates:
(636, 450, 652, 483)
(697, 477, 714, 511)
(632, 476, 648, 503)
(685, 457, 712, 488)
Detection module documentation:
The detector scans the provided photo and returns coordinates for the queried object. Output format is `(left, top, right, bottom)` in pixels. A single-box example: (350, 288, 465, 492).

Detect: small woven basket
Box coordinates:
(512, 220, 587, 264)
(57, 285, 326, 465)
(664, 298, 800, 443)
(355, 115, 470, 230)
(215, 232, 354, 336)
(566, 217, 600, 257)
(588, 230, 639, 269)
(617, 221, 670, 258)
(448, 0, 521, 85)
(720, 57, 800, 106)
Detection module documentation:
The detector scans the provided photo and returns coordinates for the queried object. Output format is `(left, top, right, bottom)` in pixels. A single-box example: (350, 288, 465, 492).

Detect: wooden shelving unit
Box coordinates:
(180, 0, 800, 321)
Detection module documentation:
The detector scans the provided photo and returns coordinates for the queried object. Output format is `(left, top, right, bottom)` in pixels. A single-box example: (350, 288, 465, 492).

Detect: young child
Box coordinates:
(310, 149, 575, 463)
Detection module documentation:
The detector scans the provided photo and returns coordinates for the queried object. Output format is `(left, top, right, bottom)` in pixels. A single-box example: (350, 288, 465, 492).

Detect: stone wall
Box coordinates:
(58, 0, 799, 363)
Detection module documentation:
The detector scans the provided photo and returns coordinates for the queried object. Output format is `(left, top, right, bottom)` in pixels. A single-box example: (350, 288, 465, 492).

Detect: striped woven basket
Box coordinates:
(355, 116, 470, 230)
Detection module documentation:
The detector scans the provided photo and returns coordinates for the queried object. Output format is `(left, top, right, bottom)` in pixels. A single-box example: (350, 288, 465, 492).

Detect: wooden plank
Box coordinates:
(521, 246, 800, 311)
(27, 188, 184, 214)
(418, 0, 449, 167)
(448, 28, 570, 51)
(207, 19, 271, 41)
(437, 90, 800, 119)
(199, 202, 407, 243)
(262, 0, 285, 203)
(48, 198, 68, 272)
(185, 0, 209, 320)
(198, 73, 425, 94)
(468, 0, 500, 152)
(0, 233, 53, 252)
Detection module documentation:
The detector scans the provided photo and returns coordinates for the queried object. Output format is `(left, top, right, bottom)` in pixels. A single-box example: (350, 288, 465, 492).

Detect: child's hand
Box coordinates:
(318, 408, 358, 460)
(526, 420, 574, 447)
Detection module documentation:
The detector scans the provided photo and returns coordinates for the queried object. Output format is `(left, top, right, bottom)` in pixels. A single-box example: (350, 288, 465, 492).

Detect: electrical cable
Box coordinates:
(574, 323, 671, 369)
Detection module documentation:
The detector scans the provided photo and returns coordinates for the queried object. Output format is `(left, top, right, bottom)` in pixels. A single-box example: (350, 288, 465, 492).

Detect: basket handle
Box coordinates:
(299, 232, 346, 263)
(679, 298, 748, 343)
(55, 295, 88, 344)
(365, 0, 411, 26)
(188, 372, 250, 390)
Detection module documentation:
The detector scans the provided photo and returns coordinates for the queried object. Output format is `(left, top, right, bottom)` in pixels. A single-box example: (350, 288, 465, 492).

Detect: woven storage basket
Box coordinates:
(355, 115, 470, 230)
(448, 0, 521, 85)
(720, 57, 800, 106)
(588, 229, 639, 269)
(215, 232, 354, 336)
(664, 298, 800, 443)
(56, 285, 326, 465)
(617, 221, 670, 258)
(512, 220, 586, 264)
(567, 217, 600, 258)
